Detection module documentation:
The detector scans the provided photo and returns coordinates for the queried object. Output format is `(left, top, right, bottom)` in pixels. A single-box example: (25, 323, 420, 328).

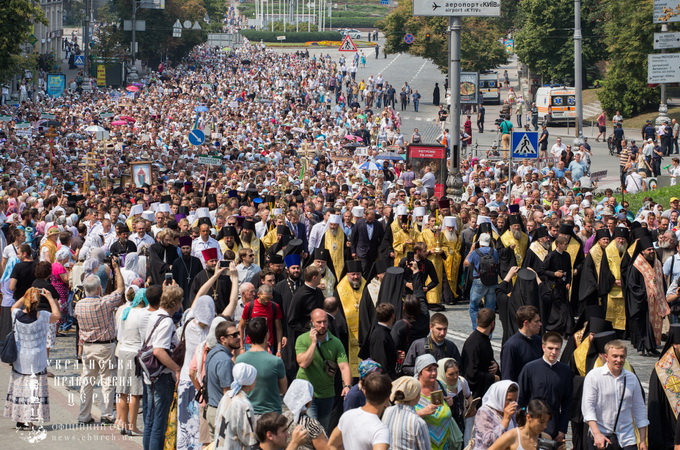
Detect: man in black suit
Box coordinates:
(364, 303, 398, 379)
(350, 209, 385, 278)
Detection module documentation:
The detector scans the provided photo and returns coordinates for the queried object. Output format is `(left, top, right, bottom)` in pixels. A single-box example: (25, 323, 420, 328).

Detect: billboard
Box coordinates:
(46, 73, 66, 97)
(407, 144, 447, 198)
(460, 72, 479, 104)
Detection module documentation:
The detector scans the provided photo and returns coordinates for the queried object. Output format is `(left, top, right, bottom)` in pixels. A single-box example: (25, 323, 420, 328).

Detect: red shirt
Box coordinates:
(242, 299, 282, 348)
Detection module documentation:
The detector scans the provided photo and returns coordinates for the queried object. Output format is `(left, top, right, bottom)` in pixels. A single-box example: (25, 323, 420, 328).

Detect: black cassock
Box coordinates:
(626, 262, 659, 353)
(522, 247, 546, 274)
(541, 250, 573, 335)
(275, 277, 302, 381)
(496, 278, 551, 345)
(172, 254, 203, 310)
(287, 284, 325, 344)
(578, 250, 613, 309)
(365, 324, 398, 380)
(461, 329, 497, 399)
(148, 243, 178, 286)
(189, 270, 233, 315)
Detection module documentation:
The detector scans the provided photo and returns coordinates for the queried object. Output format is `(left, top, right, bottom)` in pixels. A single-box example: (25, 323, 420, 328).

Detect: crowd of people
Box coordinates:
(1, 28, 680, 450)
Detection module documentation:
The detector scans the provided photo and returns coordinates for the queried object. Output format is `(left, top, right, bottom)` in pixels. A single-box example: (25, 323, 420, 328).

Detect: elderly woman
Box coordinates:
(51, 247, 71, 329)
(87, 248, 111, 291)
(282, 379, 328, 450)
(472, 380, 519, 450)
(4, 287, 60, 430)
(382, 376, 430, 450)
(414, 354, 463, 450)
(177, 295, 215, 450)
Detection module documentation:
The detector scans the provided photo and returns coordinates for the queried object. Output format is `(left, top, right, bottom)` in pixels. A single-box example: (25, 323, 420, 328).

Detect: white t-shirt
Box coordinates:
(144, 308, 179, 375)
(338, 408, 390, 450)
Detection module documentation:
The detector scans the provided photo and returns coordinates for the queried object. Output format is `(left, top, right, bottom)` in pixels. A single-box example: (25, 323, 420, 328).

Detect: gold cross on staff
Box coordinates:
(45, 126, 58, 140)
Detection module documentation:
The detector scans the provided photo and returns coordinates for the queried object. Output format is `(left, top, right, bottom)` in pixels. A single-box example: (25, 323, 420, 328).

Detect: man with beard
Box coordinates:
(542, 235, 573, 335)
(442, 216, 461, 304)
(626, 236, 670, 356)
(189, 247, 236, 314)
(391, 205, 421, 266)
(603, 227, 629, 333)
(647, 324, 680, 450)
(276, 253, 303, 381)
(312, 248, 337, 298)
(240, 219, 266, 268)
(287, 264, 325, 348)
(319, 214, 349, 280)
(265, 225, 293, 261)
(109, 223, 137, 257)
(523, 226, 551, 271)
(358, 259, 392, 347)
(661, 232, 680, 282)
(336, 260, 366, 378)
(421, 215, 447, 308)
(172, 235, 203, 310)
(553, 223, 584, 315)
(578, 229, 612, 311)
(218, 225, 241, 256)
(497, 215, 529, 279)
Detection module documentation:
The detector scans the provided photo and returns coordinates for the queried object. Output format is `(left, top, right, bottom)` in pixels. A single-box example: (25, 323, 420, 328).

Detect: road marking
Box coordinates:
(448, 331, 502, 351)
(410, 61, 428, 84)
(415, 117, 422, 121)
(380, 53, 401, 72)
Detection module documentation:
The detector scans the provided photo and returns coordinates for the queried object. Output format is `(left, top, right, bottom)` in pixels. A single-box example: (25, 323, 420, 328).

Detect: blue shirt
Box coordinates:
(466, 246, 498, 277)
(205, 344, 234, 407)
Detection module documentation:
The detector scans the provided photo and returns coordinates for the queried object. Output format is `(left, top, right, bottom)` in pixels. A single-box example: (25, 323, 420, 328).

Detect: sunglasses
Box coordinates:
(225, 331, 240, 338)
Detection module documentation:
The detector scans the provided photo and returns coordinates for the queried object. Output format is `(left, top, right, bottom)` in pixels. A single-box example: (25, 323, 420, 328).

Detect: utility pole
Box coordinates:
(84, 0, 91, 75)
(131, 0, 137, 66)
(573, 0, 584, 146)
(446, 16, 463, 201)
(656, 23, 671, 125)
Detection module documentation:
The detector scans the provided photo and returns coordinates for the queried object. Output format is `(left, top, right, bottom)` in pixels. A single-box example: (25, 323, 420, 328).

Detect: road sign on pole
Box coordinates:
(404, 33, 415, 44)
(413, 0, 500, 16)
(74, 55, 85, 67)
(511, 131, 539, 159)
(648, 53, 680, 83)
(338, 35, 358, 52)
(188, 129, 205, 146)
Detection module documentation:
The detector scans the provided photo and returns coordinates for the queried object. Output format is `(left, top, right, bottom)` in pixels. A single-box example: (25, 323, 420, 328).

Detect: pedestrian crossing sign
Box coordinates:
(74, 55, 85, 68)
(511, 131, 539, 159)
(339, 35, 358, 52)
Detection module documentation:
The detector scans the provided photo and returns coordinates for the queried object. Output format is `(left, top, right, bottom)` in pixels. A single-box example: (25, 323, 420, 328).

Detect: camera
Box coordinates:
(537, 437, 560, 450)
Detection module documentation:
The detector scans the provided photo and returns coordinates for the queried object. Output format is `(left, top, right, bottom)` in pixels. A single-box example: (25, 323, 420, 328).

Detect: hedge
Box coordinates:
(239, 30, 343, 42)
(331, 17, 381, 28)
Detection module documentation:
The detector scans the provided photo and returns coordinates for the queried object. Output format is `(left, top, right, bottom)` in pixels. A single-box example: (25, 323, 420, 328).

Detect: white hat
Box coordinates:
(142, 211, 155, 223)
(149, 202, 160, 212)
(396, 205, 408, 216)
(352, 206, 364, 218)
(479, 233, 491, 247)
(422, 214, 429, 224)
(444, 216, 457, 228)
(130, 204, 144, 216)
(584, 191, 593, 197)
(196, 207, 210, 219)
(413, 207, 425, 217)
(159, 204, 171, 213)
(272, 208, 283, 216)
(476, 215, 492, 225)
(329, 214, 342, 224)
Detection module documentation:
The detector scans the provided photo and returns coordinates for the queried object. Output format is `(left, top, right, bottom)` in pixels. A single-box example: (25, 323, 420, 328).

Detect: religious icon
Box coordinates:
(130, 161, 152, 188)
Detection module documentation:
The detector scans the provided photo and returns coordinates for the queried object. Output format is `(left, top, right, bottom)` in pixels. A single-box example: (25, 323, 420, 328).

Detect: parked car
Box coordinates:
(339, 29, 362, 40)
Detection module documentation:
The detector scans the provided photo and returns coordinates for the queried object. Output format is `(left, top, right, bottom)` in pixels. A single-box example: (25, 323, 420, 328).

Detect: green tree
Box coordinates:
(0, 0, 46, 82)
(514, 0, 605, 84)
(379, 0, 507, 73)
(598, 0, 657, 116)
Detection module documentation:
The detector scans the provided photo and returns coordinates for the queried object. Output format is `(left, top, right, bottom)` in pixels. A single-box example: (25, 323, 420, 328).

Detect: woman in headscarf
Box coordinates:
(51, 247, 71, 330)
(178, 295, 216, 450)
(214, 363, 259, 450)
(78, 233, 104, 264)
(438, 358, 474, 445)
(148, 229, 178, 285)
(115, 287, 146, 436)
(4, 287, 60, 430)
(88, 248, 111, 291)
(189, 316, 226, 448)
(471, 380, 519, 450)
(282, 379, 328, 450)
(382, 376, 430, 450)
(120, 252, 143, 289)
(414, 354, 463, 450)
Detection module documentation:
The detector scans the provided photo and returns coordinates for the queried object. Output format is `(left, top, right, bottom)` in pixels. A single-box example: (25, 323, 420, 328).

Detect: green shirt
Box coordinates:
(295, 331, 348, 399)
(500, 120, 513, 134)
(235, 350, 286, 415)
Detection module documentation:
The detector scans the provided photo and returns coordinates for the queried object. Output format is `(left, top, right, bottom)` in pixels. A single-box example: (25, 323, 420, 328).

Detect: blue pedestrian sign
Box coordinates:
(188, 129, 205, 146)
(74, 55, 85, 68)
(404, 33, 415, 44)
(511, 131, 539, 159)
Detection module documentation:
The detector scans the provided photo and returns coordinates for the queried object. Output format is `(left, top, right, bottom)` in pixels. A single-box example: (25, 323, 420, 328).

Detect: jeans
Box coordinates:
(308, 396, 335, 433)
(142, 372, 175, 450)
(469, 279, 497, 330)
(413, 100, 420, 112)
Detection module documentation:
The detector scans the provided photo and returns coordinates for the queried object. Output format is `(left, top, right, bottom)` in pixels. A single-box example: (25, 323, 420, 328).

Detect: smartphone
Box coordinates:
(219, 260, 230, 268)
(406, 251, 415, 262)
(430, 390, 444, 405)
(164, 273, 173, 282)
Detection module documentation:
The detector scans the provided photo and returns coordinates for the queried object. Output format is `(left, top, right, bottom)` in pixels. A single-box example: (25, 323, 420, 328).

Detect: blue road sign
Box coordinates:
(511, 131, 539, 159)
(404, 33, 415, 44)
(74, 55, 85, 67)
(188, 129, 205, 146)
(380, 0, 389, 4)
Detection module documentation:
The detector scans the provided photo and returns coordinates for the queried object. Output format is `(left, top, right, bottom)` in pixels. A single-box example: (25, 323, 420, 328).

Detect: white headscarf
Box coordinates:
(284, 379, 314, 423)
(482, 380, 519, 413)
(227, 363, 257, 398)
(188, 295, 216, 326)
(206, 316, 227, 349)
(56, 247, 71, 262)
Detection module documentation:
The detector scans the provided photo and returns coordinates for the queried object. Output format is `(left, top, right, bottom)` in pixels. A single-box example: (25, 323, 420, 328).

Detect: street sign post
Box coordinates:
(338, 35, 358, 52)
(413, 0, 500, 16)
(648, 53, 680, 83)
(198, 155, 223, 166)
(655, 32, 680, 49)
(404, 33, 415, 44)
(74, 55, 85, 68)
(654, 0, 680, 23)
(511, 131, 539, 159)
(188, 129, 205, 146)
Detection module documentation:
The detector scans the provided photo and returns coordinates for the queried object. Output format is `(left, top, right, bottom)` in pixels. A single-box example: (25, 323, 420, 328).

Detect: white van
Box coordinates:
(479, 72, 501, 104)
(534, 86, 576, 125)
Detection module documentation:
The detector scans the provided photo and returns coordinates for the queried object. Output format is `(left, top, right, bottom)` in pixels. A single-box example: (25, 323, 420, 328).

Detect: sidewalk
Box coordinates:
(0, 332, 141, 449)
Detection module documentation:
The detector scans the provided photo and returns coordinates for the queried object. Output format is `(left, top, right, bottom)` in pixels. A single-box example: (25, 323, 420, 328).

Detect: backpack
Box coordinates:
(475, 249, 499, 286)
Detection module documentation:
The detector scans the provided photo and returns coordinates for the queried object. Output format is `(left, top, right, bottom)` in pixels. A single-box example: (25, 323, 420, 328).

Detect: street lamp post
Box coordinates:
(573, 0, 584, 147)
(446, 16, 464, 201)
(656, 23, 671, 126)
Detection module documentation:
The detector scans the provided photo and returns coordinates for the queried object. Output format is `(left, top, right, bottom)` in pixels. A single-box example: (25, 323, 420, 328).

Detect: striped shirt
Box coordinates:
(74, 291, 124, 343)
(619, 147, 630, 169)
(382, 403, 431, 450)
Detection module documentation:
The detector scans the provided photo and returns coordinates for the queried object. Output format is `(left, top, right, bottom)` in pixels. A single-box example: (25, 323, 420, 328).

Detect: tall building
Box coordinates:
(34, 0, 64, 60)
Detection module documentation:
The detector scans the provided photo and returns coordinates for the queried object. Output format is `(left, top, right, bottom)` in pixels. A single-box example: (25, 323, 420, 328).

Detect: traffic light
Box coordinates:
(425, 33, 431, 41)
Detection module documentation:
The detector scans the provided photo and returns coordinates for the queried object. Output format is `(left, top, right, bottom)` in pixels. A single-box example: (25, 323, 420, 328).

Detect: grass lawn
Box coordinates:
(621, 107, 680, 130)
(582, 88, 601, 106)
(598, 185, 680, 213)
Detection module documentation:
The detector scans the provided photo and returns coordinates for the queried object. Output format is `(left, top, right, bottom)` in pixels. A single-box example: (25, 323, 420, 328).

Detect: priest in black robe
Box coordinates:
(541, 234, 573, 335)
(189, 247, 233, 314)
(461, 307, 499, 399)
(172, 235, 203, 310)
(578, 229, 613, 311)
(275, 253, 303, 381)
(496, 214, 529, 279)
(240, 219, 267, 268)
(522, 227, 551, 274)
(358, 258, 392, 348)
(287, 261, 325, 342)
(648, 323, 680, 450)
(147, 233, 178, 286)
